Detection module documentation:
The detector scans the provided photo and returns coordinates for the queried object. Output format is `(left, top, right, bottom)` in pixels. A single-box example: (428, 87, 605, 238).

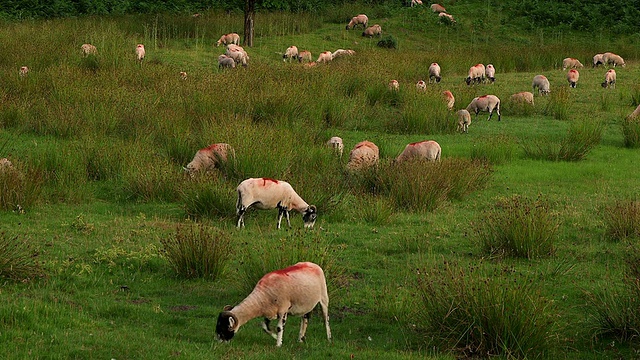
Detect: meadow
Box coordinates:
(1, 3, 640, 359)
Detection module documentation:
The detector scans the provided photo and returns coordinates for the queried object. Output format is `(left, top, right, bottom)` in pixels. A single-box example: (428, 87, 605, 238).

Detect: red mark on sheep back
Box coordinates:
(409, 140, 428, 146)
(271, 262, 318, 276)
(478, 95, 489, 99)
(204, 143, 221, 151)
(261, 178, 279, 186)
(539, 75, 547, 79)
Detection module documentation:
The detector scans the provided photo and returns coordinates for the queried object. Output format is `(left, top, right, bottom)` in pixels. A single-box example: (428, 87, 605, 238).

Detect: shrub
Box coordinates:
(0, 232, 45, 282)
(475, 195, 558, 259)
(377, 35, 398, 49)
(160, 223, 232, 280)
(603, 200, 640, 241)
(622, 116, 640, 148)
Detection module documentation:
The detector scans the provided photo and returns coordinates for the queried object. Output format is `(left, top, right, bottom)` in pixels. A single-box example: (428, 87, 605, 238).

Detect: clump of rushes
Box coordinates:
(522, 119, 603, 161)
(470, 135, 518, 165)
(622, 116, 640, 148)
(0, 232, 45, 282)
(603, 200, 640, 241)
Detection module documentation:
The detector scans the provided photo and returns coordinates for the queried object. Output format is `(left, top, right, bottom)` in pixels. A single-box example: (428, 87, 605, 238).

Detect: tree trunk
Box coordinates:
(244, 0, 255, 47)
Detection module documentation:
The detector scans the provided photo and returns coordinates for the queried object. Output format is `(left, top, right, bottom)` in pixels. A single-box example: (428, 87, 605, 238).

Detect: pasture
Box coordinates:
(1, 4, 640, 359)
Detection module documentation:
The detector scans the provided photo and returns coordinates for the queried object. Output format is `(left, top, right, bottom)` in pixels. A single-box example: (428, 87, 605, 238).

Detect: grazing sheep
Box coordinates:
(438, 12, 456, 23)
(567, 69, 579, 88)
(466, 95, 501, 121)
(347, 141, 379, 170)
(81, 43, 97, 57)
(389, 79, 400, 91)
(457, 110, 472, 133)
(184, 143, 233, 175)
(431, 3, 446, 13)
(317, 51, 333, 63)
(485, 64, 496, 83)
(428, 62, 442, 83)
(410, 0, 423, 6)
(331, 49, 356, 59)
(19, 66, 29, 77)
(396, 140, 441, 162)
(216, 262, 331, 347)
(218, 54, 237, 69)
(0, 158, 14, 171)
(346, 14, 368, 30)
(179, 71, 187, 80)
(298, 50, 313, 63)
(304, 62, 318, 68)
(362, 24, 382, 38)
(603, 52, 626, 67)
(326, 136, 344, 157)
(283, 45, 299, 62)
(416, 80, 427, 92)
(511, 91, 535, 106)
(465, 64, 485, 85)
(442, 90, 455, 110)
(226, 45, 249, 67)
(593, 53, 605, 67)
(236, 178, 317, 229)
(216, 33, 240, 47)
(136, 44, 145, 62)
(532, 75, 551, 95)
(562, 57, 584, 70)
(628, 104, 640, 119)
(602, 69, 616, 89)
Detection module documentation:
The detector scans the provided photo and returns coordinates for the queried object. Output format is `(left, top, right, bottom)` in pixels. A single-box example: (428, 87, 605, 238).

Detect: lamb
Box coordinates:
(396, 140, 441, 162)
(216, 262, 331, 347)
(410, 0, 423, 7)
(510, 91, 534, 106)
(562, 57, 584, 70)
(298, 50, 313, 63)
(431, 3, 446, 13)
(326, 136, 344, 157)
(416, 80, 427, 92)
(465, 64, 485, 85)
(566, 69, 579, 88)
(428, 62, 442, 83)
(317, 51, 333, 64)
(179, 71, 187, 80)
(136, 44, 145, 62)
(593, 53, 605, 67)
(216, 33, 240, 47)
(19, 66, 29, 77)
(362, 24, 382, 38)
(331, 49, 355, 59)
(532, 75, 551, 95)
(225, 45, 249, 67)
(218, 54, 237, 69)
(346, 14, 368, 30)
(438, 12, 456, 23)
(602, 69, 616, 89)
(283, 45, 299, 62)
(389, 79, 400, 91)
(236, 178, 317, 229)
(81, 43, 97, 57)
(466, 95, 501, 121)
(485, 64, 495, 83)
(184, 143, 233, 175)
(442, 90, 455, 110)
(603, 52, 625, 67)
(347, 141, 379, 170)
(628, 104, 640, 120)
(457, 110, 471, 133)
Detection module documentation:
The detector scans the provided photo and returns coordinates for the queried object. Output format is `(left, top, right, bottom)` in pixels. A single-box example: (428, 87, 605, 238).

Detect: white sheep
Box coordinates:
(81, 43, 97, 57)
(428, 62, 442, 83)
(457, 110, 471, 133)
(465, 64, 485, 85)
(0, 158, 14, 171)
(562, 57, 584, 70)
(218, 54, 236, 69)
(216, 262, 331, 347)
(362, 24, 382, 38)
(396, 140, 441, 162)
(389, 79, 400, 91)
(19, 66, 29, 77)
(438, 12, 456, 24)
(317, 51, 333, 63)
(283, 45, 299, 62)
(485, 64, 495, 83)
(326, 136, 344, 157)
(226, 45, 249, 67)
(410, 0, 423, 7)
(466, 95, 501, 121)
(431, 3, 446, 13)
(511, 91, 534, 106)
(593, 53, 605, 67)
(331, 49, 355, 59)
(347, 141, 379, 170)
(346, 14, 368, 30)
(442, 90, 455, 110)
(566, 69, 579, 88)
(298, 50, 313, 63)
(184, 143, 233, 175)
(179, 71, 187, 80)
(602, 69, 616, 89)
(236, 178, 317, 229)
(603, 52, 625, 67)
(135, 44, 145, 62)
(628, 104, 640, 119)
(216, 33, 240, 47)
(532, 75, 551, 95)
(416, 80, 427, 92)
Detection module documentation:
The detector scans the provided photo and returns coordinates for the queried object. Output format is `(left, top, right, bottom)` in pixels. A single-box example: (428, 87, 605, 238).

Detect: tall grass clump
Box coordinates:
(160, 223, 232, 280)
(622, 116, 640, 148)
(603, 200, 640, 241)
(387, 93, 456, 134)
(522, 119, 603, 161)
(544, 86, 571, 120)
(0, 232, 45, 282)
(475, 195, 558, 259)
(469, 135, 518, 165)
(181, 176, 236, 220)
(415, 261, 557, 358)
(0, 164, 43, 212)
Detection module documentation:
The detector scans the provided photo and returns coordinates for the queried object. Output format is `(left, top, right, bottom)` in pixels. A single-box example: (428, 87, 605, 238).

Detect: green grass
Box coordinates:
(1, 4, 640, 359)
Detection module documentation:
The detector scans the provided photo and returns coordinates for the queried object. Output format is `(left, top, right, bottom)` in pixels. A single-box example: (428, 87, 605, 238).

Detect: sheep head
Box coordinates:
(216, 307, 239, 341)
(302, 205, 317, 229)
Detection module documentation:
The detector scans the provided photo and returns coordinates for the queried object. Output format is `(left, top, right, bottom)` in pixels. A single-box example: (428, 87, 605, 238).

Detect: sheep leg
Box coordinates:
(321, 300, 332, 342)
(298, 313, 310, 342)
(275, 313, 287, 347)
(236, 206, 246, 227)
(262, 318, 278, 339)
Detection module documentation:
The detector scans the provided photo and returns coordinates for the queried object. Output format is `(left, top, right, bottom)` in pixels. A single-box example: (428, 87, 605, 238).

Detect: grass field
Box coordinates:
(1, 3, 640, 359)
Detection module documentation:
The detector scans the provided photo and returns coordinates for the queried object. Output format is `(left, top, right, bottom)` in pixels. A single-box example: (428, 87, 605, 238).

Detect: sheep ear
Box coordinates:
(223, 305, 233, 311)
(309, 205, 317, 213)
(229, 313, 238, 330)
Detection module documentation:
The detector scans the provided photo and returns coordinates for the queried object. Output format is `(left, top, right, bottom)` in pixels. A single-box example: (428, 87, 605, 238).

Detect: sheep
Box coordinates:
(346, 14, 368, 30)
(347, 141, 379, 171)
(593, 53, 605, 67)
(567, 69, 579, 88)
(457, 110, 472, 133)
(485, 64, 496, 83)
(510, 91, 535, 106)
(416, 80, 427, 92)
(226, 45, 249, 67)
(562, 57, 584, 70)
(216, 33, 240, 47)
(602, 69, 616, 89)
(465, 64, 485, 85)
(19, 66, 29, 77)
(442, 90, 455, 110)
(389, 79, 400, 91)
(410, 0, 423, 7)
(428, 62, 442, 83)
(216, 262, 331, 347)
(298, 50, 313, 63)
(628, 104, 640, 120)
(283, 45, 299, 62)
(396, 140, 441, 162)
(304, 62, 318, 68)
(466, 95, 501, 121)
(81, 43, 97, 57)
(326, 136, 344, 157)
(236, 178, 317, 229)
(179, 71, 187, 80)
(603, 52, 626, 67)
(362, 24, 382, 38)
(317, 51, 333, 64)
(532, 75, 551, 95)
(135, 44, 145, 62)
(431, 3, 446, 13)
(331, 49, 355, 59)
(0, 158, 14, 171)
(438, 12, 456, 24)
(184, 143, 233, 175)
(218, 54, 237, 69)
